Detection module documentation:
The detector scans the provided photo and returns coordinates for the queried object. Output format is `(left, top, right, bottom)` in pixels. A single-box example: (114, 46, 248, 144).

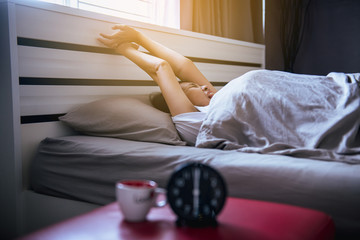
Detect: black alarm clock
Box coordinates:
(166, 162, 227, 227)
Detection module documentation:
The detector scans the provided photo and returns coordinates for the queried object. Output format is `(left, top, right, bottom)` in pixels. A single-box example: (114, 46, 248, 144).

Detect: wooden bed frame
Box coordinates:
(1, 0, 264, 237)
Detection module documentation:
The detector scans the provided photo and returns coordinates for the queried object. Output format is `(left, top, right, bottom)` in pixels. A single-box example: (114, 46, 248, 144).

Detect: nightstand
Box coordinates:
(18, 197, 335, 240)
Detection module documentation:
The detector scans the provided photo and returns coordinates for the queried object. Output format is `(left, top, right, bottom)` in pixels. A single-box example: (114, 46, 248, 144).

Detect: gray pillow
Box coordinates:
(59, 96, 185, 145)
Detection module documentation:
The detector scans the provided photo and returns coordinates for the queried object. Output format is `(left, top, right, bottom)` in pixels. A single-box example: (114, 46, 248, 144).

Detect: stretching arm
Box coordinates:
(137, 32, 217, 93)
(96, 40, 196, 116)
(100, 25, 217, 94)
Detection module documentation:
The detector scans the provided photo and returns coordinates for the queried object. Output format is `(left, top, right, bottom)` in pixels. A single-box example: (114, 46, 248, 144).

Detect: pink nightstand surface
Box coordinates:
(18, 197, 335, 240)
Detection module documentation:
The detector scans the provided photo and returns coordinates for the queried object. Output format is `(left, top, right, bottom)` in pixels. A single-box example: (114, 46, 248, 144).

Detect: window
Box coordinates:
(40, 0, 180, 29)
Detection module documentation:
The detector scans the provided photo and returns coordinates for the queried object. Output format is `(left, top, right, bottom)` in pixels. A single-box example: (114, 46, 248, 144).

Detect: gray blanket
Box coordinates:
(196, 70, 360, 163)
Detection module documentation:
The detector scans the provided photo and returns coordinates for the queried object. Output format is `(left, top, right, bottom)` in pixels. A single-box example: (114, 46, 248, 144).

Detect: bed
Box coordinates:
(2, 1, 359, 239)
(30, 89, 360, 239)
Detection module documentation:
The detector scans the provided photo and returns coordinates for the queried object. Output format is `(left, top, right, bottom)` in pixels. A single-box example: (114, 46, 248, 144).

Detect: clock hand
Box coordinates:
(193, 168, 200, 217)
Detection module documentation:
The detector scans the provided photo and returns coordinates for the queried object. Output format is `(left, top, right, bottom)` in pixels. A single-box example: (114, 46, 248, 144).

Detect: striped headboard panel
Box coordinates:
(4, 0, 264, 188)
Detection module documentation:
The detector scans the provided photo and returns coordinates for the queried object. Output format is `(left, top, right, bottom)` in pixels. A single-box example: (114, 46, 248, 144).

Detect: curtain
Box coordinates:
(180, 0, 264, 43)
(280, 0, 311, 72)
(153, 0, 180, 29)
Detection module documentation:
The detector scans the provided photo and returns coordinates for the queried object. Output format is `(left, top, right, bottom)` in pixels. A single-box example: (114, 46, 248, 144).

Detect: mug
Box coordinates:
(116, 179, 167, 222)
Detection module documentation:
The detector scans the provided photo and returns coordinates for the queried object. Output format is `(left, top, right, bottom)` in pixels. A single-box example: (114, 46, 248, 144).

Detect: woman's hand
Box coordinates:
(98, 37, 139, 54)
(98, 24, 140, 47)
(98, 25, 140, 54)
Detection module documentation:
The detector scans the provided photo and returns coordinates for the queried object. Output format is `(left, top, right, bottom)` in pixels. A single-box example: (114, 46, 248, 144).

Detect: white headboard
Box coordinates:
(3, 0, 264, 190)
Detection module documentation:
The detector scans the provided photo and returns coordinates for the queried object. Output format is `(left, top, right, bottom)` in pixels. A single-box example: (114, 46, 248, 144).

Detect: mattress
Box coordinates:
(31, 135, 360, 237)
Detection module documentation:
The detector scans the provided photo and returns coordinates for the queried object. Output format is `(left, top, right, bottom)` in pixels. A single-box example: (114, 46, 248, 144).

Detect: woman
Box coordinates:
(98, 26, 360, 160)
(98, 25, 217, 145)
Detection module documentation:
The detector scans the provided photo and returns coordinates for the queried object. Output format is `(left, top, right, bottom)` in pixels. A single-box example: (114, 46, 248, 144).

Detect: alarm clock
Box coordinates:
(166, 162, 227, 227)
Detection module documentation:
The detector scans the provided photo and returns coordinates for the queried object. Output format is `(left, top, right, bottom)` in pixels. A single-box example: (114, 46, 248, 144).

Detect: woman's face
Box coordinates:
(180, 82, 214, 106)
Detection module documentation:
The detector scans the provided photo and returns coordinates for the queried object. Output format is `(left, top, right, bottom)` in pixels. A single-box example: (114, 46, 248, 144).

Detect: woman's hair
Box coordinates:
(149, 92, 170, 113)
(149, 81, 191, 113)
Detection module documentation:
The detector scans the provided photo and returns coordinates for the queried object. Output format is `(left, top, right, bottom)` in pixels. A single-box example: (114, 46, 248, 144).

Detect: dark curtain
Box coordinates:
(280, 0, 312, 72)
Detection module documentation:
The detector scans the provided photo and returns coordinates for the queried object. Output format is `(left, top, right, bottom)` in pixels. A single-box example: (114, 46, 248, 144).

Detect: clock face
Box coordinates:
(166, 162, 227, 225)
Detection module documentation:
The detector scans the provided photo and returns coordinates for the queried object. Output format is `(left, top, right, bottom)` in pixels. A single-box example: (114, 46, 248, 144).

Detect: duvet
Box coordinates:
(196, 70, 360, 164)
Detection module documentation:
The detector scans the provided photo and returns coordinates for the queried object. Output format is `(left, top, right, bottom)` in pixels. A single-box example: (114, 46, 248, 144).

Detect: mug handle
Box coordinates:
(153, 188, 167, 208)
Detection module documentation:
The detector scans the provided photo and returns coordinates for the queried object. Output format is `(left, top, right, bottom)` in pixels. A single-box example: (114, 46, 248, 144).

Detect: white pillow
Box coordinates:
(59, 96, 185, 146)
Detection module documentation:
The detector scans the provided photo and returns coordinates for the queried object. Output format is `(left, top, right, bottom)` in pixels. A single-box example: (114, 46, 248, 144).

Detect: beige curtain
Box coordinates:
(180, 0, 263, 43)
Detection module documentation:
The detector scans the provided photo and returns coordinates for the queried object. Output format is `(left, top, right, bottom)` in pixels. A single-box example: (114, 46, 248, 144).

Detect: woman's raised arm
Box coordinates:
(97, 38, 197, 116)
(100, 25, 217, 94)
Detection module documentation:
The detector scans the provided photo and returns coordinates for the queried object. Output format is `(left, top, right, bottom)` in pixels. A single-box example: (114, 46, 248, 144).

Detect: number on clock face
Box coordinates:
(167, 163, 227, 222)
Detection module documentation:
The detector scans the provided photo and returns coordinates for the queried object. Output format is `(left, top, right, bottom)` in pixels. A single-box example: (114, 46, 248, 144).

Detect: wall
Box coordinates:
(266, 0, 360, 75)
(0, 2, 22, 239)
